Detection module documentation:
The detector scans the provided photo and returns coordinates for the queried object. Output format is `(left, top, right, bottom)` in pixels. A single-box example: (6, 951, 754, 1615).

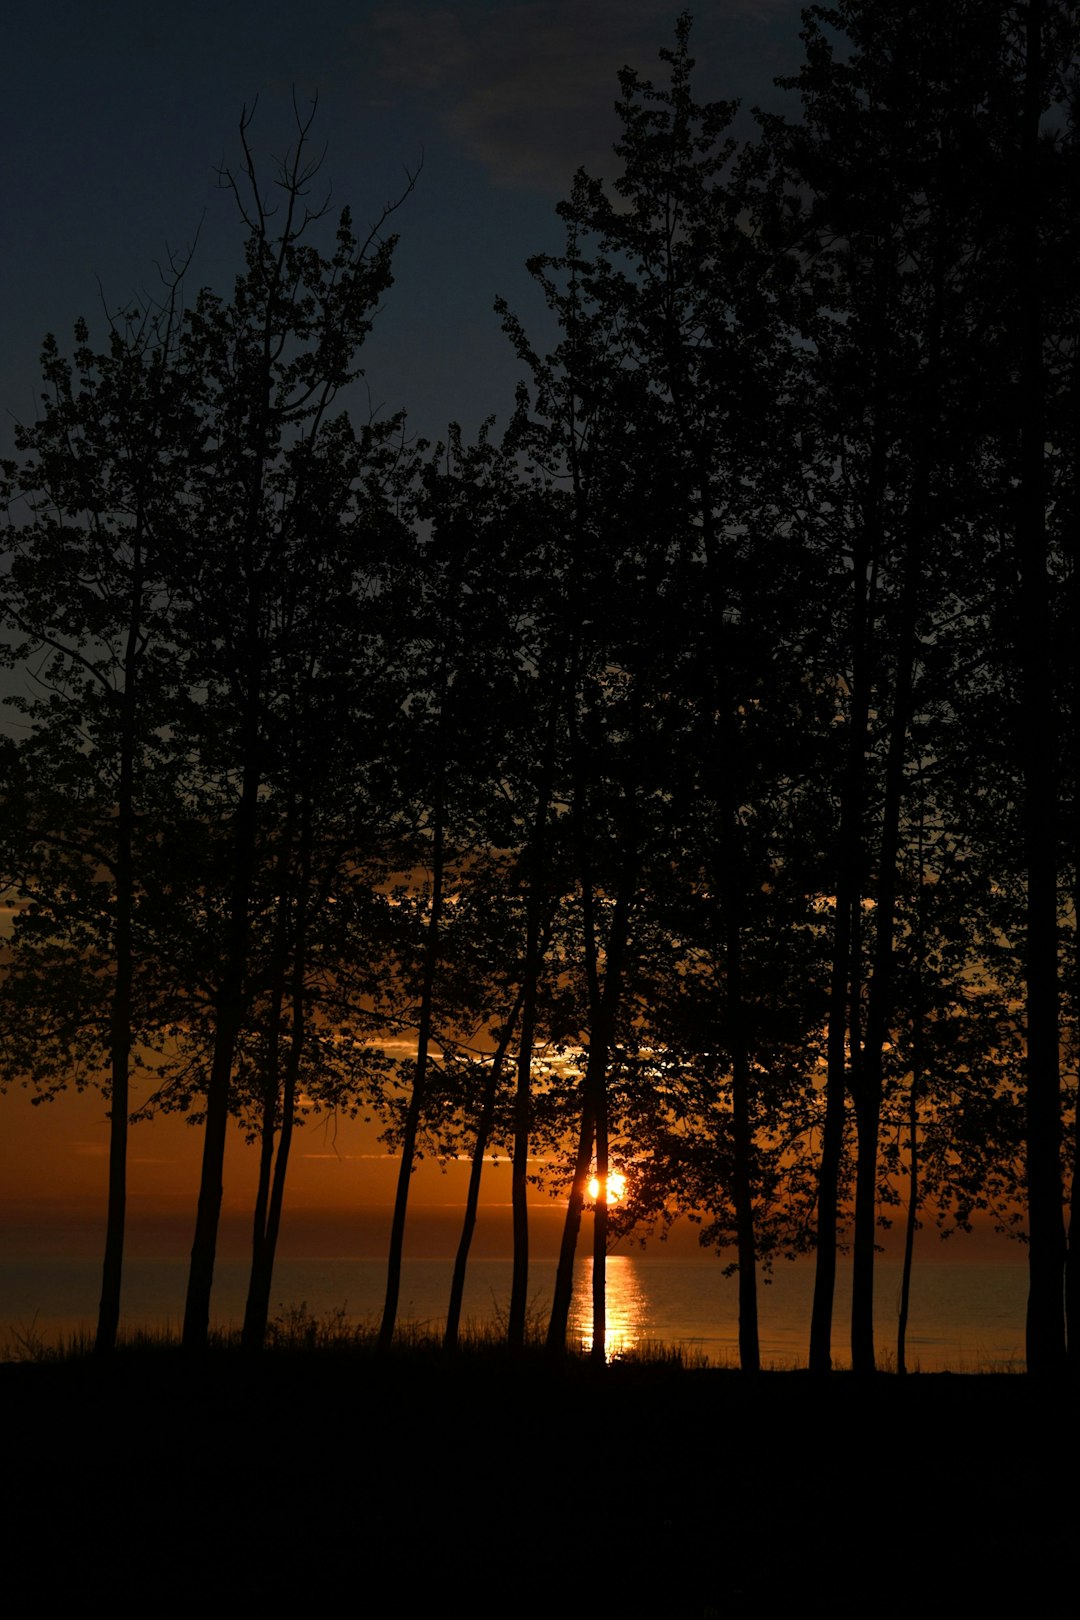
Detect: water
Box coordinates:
(0, 1252, 1029, 1369)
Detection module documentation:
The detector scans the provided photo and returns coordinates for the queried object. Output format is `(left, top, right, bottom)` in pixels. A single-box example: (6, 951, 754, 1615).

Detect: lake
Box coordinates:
(0, 1251, 1030, 1370)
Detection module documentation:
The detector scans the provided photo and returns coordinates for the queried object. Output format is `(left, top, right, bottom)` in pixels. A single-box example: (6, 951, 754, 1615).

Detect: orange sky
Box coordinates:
(0, 890, 600, 1261)
(0, 1067, 1021, 1268)
(0, 1076, 582, 1259)
(0, 903, 1022, 1268)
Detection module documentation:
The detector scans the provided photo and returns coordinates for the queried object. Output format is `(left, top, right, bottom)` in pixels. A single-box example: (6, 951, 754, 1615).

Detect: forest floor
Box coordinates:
(3, 1351, 1072, 1616)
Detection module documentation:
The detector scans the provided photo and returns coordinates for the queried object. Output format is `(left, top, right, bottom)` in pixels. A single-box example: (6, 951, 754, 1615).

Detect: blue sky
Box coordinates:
(4, 1, 807, 448)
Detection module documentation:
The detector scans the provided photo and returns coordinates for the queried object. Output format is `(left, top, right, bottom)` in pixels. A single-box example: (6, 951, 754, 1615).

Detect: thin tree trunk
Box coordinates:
(897, 771, 928, 1377)
(508, 692, 561, 1350)
(849, 1102, 880, 1372)
(445, 986, 524, 1351)
(897, 1053, 919, 1376)
(95, 536, 142, 1357)
(182, 724, 261, 1352)
(243, 937, 306, 1350)
(546, 658, 635, 1360)
(378, 790, 445, 1353)
(852, 526, 919, 1375)
(1015, 0, 1065, 1376)
(722, 837, 759, 1374)
(843, 239, 924, 1378)
(1067, 866, 1080, 1368)
(240, 779, 303, 1352)
(547, 1095, 595, 1356)
(807, 396, 878, 1373)
(731, 1054, 759, 1372)
(1068, 418, 1080, 1364)
(547, 879, 633, 1357)
(690, 419, 762, 1373)
(1066, 353, 1080, 1371)
(507, 1020, 533, 1350)
(591, 1077, 609, 1364)
(182, 342, 271, 1353)
(242, 975, 283, 1346)
(809, 889, 855, 1373)
(809, 557, 873, 1371)
(182, 1014, 245, 1350)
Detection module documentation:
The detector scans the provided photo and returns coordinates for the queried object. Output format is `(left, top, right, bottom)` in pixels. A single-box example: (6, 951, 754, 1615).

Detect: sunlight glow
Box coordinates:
(588, 1170, 626, 1204)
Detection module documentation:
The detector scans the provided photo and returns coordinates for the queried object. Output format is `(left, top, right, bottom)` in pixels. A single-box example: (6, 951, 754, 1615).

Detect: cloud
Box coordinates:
(301, 1151, 394, 1160)
(372, 0, 792, 193)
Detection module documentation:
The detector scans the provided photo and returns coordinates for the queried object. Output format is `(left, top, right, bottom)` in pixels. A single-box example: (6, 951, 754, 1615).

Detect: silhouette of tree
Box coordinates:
(372, 426, 565, 1350)
(1006, 0, 1077, 1376)
(506, 16, 826, 1366)
(374, 427, 578, 1352)
(3, 97, 414, 1353)
(760, 0, 1079, 1373)
(1, 283, 200, 1354)
(233, 498, 407, 1351)
(168, 102, 414, 1351)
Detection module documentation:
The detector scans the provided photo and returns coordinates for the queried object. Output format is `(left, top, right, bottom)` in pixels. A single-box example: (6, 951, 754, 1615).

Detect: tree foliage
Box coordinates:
(3, 11, 1080, 1373)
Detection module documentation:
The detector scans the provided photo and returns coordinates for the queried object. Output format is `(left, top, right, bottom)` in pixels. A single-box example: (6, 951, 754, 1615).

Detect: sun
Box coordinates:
(588, 1170, 627, 1204)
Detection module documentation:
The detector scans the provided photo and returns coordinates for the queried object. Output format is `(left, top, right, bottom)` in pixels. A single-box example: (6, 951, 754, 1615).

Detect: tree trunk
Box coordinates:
(851, 515, 919, 1375)
(809, 532, 874, 1371)
(182, 722, 261, 1352)
(378, 789, 445, 1354)
(547, 878, 633, 1357)
(445, 987, 523, 1351)
(547, 1094, 595, 1356)
(897, 1053, 919, 1376)
(241, 975, 283, 1350)
(591, 1076, 609, 1364)
(709, 799, 760, 1356)
(95, 536, 142, 1357)
(1015, 0, 1066, 1377)
(546, 656, 635, 1360)
(1067, 867, 1080, 1368)
(508, 694, 560, 1350)
(809, 887, 856, 1374)
(242, 940, 306, 1351)
(897, 772, 929, 1378)
(1066, 338, 1080, 1370)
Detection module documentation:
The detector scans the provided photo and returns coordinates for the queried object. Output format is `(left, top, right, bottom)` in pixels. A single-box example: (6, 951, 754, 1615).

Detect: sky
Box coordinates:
(1, 1, 820, 1266)
(4, 1, 808, 450)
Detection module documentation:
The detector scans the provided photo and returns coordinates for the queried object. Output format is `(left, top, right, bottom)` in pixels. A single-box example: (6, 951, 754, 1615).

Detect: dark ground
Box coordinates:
(3, 1354, 1073, 1616)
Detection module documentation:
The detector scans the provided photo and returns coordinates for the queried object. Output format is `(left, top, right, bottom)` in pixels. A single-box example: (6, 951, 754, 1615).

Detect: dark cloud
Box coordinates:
(372, 0, 794, 192)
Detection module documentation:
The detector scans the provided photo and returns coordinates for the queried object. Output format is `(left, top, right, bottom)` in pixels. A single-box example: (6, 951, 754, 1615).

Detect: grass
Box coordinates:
(2, 1303, 734, 1369)
(0, 1303, 1030, 1373)
(1, 1313, 238, 1363)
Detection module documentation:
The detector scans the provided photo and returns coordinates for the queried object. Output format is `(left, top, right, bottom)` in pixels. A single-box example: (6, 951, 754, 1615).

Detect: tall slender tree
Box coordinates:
(164, 100, 410, 1351)
(519, 17, 815, 1366)
(1, 284, 198, 1354)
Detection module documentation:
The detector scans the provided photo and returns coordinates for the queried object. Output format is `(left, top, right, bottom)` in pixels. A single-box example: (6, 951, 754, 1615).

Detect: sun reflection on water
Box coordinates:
(569, 1254, 650, 1360)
